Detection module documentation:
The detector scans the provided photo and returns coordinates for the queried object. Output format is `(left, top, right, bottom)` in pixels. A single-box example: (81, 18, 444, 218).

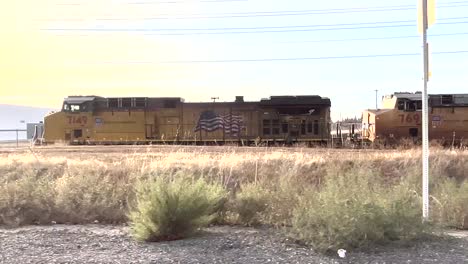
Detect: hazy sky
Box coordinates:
(1, 0, 468, 121)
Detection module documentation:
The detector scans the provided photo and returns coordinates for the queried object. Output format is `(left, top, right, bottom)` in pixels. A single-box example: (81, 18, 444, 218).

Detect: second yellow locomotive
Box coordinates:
(362, 92, 468, 144)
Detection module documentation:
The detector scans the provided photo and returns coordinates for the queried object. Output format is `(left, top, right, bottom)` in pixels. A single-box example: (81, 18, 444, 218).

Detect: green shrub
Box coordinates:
(0, 170, 56, 226)
(262, 177, 302, 227)
(225, 176, 303, 227)
(227, 183, 270, 226)
(380, 184, 427, 239)
(54, 169, 132, 224)
(432, 179, 468, 229)
(290, 171, 427, 253)
(128, 176, 227, 242)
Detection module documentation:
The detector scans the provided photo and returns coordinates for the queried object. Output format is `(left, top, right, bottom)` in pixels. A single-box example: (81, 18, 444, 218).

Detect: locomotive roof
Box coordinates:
(390, 92, 468, 100)
(64, 96, 105, 104)
(374, 92, 468, 109)
(63, 95, 331, 106)
(391, 93, 422, 100)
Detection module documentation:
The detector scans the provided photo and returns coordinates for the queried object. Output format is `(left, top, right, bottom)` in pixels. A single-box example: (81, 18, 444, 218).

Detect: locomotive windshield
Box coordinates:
(63, 103, 82, 112)
(62, 96, 97, 112)
(397, 99, 422, 112)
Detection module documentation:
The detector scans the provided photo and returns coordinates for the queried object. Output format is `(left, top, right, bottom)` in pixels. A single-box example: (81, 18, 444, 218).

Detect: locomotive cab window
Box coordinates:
(63, 102, 91, 112)
(70, 105, 81, 112)
(398, 100, 422, 112)
(63, 104, 81, 112)
(416, 101, 422, 110)
(406, 101, 421, 112)
(397, 100, 405, 110)
(406, 101, 416, 112)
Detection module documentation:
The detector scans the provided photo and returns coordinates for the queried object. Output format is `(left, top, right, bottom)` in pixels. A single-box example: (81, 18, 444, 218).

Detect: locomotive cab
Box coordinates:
(44, 96, 100, 144)
(362, 93, 423, 143)
(362, 92, 468, 144)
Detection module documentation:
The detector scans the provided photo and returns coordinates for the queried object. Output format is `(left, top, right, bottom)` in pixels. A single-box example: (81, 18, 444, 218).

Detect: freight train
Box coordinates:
(43, 95, 331, 145)
(41, 92, 468, 146)
(362, 92, 468, 145)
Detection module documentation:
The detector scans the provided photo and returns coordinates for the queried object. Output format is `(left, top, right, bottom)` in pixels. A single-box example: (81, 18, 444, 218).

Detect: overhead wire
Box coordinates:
(44, 1, 468, 65)
(128, 0, 248, 3)
(126, 0, 467, 10)
(161, 50, 468, 63)
(127, 2, 468, 19)
(280, 32, 468, 43)
(56, 0, 248, 5)
(44, 20, 468, 34)
(90, 16, 468, 31)
(144, 4, 468, 20)
(46, 1, 468, 20)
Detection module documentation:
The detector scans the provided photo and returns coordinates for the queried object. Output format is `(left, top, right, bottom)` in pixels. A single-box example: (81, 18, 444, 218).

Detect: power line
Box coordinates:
(127, 0, 466, 9)
(56, 0, 248, 5)
(45, 20, 468, 34)
(162, 50, 468, 63)
(140, 3, 468, 19)
(146, 1, 468, 19)
(91, 16, 468, 31)
(281, 32, 468, 44)
(46, 1, 468, 20)
(196, 1, 468, 15)
(49, 31, 468, 46)
(128, 0, 248, 3)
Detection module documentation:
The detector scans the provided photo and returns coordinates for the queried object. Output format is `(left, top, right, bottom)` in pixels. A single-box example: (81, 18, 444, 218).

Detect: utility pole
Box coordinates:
(419, 0, 435, 222)
(374, 89, 378, 109)
(211, 97, 219, 103)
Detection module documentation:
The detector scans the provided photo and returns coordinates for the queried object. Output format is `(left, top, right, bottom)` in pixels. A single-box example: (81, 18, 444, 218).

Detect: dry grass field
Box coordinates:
(0, 144, 467, 254)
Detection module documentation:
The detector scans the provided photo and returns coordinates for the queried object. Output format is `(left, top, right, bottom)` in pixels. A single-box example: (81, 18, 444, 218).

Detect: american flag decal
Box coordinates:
(195, 110, 244, 135)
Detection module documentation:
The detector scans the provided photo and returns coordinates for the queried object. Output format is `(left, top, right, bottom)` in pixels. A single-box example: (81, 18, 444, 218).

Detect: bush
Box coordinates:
(290, 171, 427, 253)
(227, 183, 270, 226)
(262, 177, 303, 227)
(128, 176, 227, 242)
(54, 168, 132, 224)
(225, 176, 303, 227)
(0, 169, 56, 226)
(432, 179, 468, 229)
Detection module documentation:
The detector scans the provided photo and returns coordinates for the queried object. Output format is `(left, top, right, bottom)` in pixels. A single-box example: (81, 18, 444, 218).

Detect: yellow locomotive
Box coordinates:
(43, 95, 331, 145)
(362, 92, 468, 144)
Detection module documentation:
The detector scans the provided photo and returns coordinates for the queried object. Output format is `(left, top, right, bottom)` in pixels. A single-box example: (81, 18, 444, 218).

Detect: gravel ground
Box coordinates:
(0, 225, 467, 264)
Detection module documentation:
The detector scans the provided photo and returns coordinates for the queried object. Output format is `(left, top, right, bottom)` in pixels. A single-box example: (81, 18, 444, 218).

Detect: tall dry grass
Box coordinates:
(0, 146, 467, 246)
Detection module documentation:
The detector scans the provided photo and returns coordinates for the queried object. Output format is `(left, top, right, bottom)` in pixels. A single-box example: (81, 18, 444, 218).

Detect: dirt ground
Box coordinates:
(1, 225, 467, 264)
